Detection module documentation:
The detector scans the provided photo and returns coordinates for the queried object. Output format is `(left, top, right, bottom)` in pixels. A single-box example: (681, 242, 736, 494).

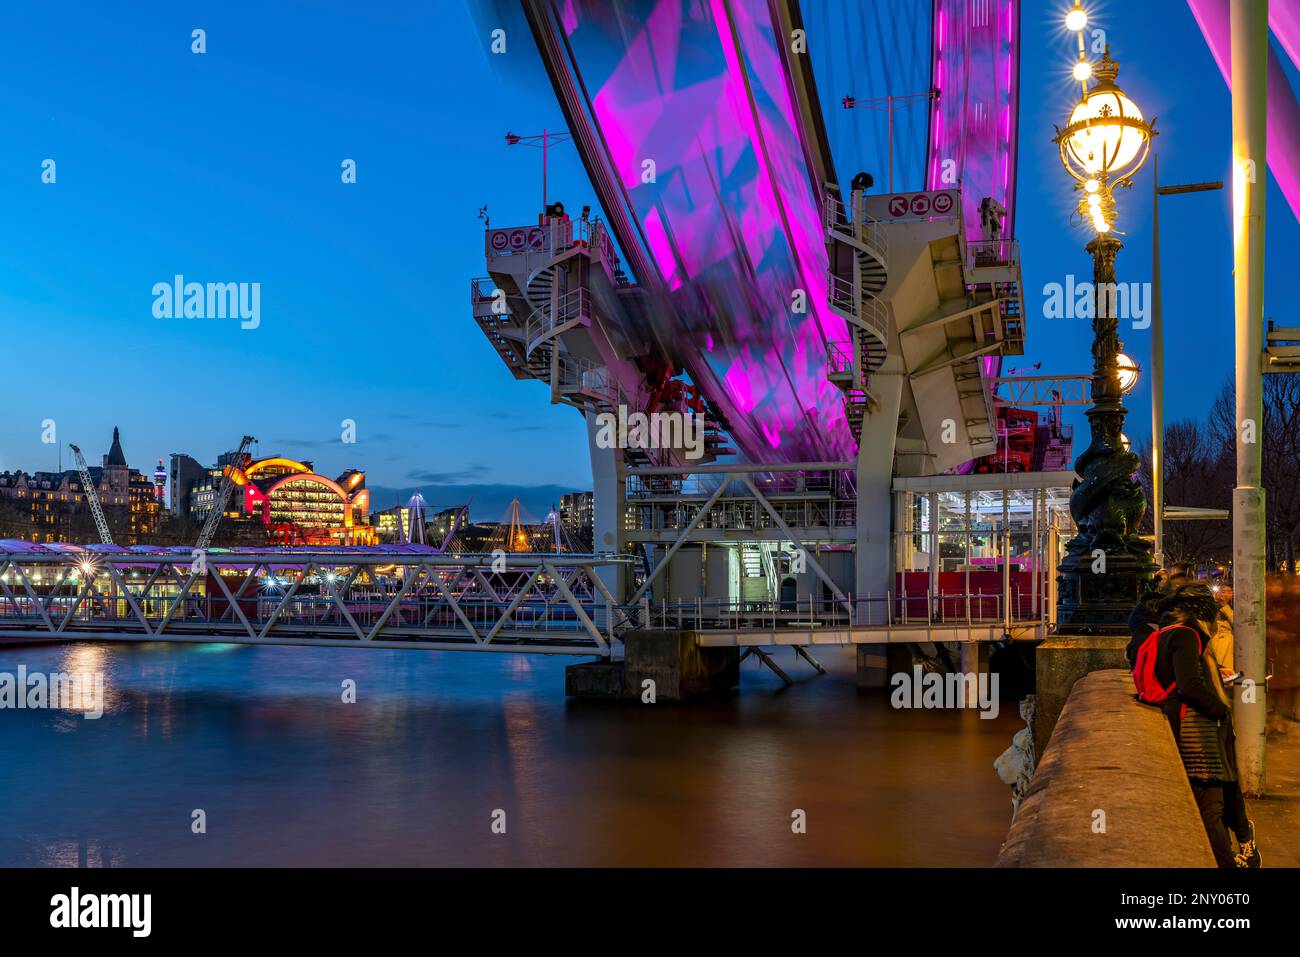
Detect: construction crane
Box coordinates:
(68, 444, 113, 545)
(195, 435, 256, 551)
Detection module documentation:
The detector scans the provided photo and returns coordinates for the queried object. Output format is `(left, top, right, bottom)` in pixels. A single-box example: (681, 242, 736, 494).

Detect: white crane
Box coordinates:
(68, 443, 113, 545)
(196, 435, 256, 550)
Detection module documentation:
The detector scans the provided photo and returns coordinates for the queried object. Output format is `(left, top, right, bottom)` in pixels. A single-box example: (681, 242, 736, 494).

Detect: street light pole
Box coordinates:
(1230, 0, 1268, 797)
(1052, 33, 1158, 632)
(1150, 159, 1224, 568)
(505, 129, 574, 214)
(841, 90, 938, 193)
(1152, 155, 1164, 569)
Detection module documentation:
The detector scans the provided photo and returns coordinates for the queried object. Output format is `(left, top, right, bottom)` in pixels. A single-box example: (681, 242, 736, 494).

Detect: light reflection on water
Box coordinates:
(0, 641, 1019, 866)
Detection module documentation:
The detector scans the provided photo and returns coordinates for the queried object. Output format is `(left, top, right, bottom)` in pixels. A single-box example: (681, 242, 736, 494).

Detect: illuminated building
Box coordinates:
(373, 505, 412, 544)
(0, 427, 160, 544)
(428, 507, 463, 546)
(559, 491, 594, 548)
(169, 453, 207, 518)
(179, 454, 376, 546)
(153, 458, 167, 503)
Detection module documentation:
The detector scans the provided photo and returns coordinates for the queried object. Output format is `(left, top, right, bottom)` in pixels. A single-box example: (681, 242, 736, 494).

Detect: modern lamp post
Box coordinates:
(1052, 4, 1158, 633)
(1150, 161, 1223, 568)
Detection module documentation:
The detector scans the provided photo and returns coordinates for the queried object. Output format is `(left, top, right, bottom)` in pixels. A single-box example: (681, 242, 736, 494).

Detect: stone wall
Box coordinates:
(997, 669, 1215, 867)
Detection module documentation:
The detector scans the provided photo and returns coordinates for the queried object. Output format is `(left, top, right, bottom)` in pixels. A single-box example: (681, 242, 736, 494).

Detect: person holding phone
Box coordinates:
(1208, 585, 1235, 679)
(1133, 583, 1260, 867)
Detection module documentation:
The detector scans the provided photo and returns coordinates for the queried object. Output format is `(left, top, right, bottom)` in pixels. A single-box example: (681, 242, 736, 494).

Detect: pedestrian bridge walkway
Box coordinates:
(0, 547, 1048, 657)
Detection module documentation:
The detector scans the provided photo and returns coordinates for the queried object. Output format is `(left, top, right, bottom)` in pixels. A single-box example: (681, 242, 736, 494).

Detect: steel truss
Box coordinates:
(0, 551, 632, 656)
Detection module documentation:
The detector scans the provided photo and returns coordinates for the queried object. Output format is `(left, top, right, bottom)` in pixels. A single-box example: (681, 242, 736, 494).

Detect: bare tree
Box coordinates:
(1136, 419, 1232, 565)
(1211, 376, 1300, 570)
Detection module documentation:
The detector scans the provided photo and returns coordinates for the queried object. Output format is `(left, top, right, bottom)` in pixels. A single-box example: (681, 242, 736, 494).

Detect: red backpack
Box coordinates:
(1133, 624, 1203, 707)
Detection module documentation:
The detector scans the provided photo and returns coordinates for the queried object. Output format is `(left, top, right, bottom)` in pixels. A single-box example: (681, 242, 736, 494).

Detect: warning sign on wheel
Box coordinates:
(865, 189, 960, 223)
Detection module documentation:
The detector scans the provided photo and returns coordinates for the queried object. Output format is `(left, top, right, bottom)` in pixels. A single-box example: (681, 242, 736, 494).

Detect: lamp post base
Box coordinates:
(1055, 544, 1158, 636)
(1054, 233, 1158, 633)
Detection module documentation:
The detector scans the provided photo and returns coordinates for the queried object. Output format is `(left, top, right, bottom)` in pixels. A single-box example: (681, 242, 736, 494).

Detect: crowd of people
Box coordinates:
(1127, 564, 1261, 868)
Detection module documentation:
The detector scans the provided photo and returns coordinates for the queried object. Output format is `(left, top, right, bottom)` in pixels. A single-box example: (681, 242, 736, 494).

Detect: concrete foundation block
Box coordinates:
(564, 660, 626, 699)
(854, 643, 891, 688)
(960, 641, 990, 675)
(1034, 634, 1129, 757)
(565, 631, 739, 701)
(622, 630, 738, 701)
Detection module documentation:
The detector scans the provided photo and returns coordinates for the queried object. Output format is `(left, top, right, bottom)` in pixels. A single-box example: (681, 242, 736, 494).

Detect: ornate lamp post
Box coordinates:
(1052, 3, 1158, 633)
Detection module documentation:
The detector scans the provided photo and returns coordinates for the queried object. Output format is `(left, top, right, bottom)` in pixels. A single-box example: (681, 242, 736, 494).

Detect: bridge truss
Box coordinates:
(0, 551, 632, 656)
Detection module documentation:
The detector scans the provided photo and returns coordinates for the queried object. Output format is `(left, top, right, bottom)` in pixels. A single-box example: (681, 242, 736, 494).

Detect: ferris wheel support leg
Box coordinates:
(587, 411, 627, 605)
(854, 373, 904, 688)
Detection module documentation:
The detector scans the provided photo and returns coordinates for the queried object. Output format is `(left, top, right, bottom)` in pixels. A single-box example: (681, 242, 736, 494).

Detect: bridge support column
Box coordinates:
(1033, 634, 1128, 758)
(587, 411, 626, 604)
(566, 631, 738, 701)
(855, 372, 904, 688)
(960, 640, 989, 677)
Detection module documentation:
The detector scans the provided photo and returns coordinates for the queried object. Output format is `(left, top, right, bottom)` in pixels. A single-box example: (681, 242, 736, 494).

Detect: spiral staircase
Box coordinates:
(823, 190, 892, 443)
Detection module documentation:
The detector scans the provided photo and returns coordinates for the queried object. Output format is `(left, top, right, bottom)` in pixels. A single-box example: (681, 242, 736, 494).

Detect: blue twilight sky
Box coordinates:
(0, 1, 1294, 518)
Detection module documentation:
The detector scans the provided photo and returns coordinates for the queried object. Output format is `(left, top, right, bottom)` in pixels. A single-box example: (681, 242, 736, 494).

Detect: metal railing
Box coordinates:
(523, 287, 592, 352)
(635, 588, 1047, 641)
(623, 497, 857, 533)
(625, 469, 855, 500)
(0, 551, 632, 655)
(823, 194, 890, 262)
(484, 218, 626, 284)
(966, 238, 1019, 270)
(555, 352, 610, 399)
(826, 272, 891, 340)
(469, 277, 508, 319)
(827, 340, 855, 377)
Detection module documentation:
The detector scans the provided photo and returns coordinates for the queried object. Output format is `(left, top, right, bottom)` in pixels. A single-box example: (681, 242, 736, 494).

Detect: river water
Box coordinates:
(0, 641, 1020, 866)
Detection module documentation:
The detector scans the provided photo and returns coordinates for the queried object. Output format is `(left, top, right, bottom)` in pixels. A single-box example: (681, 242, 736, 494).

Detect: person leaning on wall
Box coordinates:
(1132, 583, 1260, 868)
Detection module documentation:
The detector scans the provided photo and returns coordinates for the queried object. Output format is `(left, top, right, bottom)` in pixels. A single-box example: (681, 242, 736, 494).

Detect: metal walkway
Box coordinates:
(0, 550, 1049, 655)
(0, 550, 631, 656)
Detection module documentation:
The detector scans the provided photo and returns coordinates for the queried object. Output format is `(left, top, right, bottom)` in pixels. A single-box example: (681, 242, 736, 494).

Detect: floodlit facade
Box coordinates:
(176, 454, 376, 546)
(0, 427, 160, 544)
(235, 457, 375, 546)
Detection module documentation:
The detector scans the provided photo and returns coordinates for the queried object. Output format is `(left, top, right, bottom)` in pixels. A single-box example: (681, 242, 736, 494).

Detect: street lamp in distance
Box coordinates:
(504, 129, 574, 217)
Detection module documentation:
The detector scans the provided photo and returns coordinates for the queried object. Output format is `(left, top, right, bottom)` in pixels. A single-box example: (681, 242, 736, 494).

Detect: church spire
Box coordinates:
(106, 426, 127, 467)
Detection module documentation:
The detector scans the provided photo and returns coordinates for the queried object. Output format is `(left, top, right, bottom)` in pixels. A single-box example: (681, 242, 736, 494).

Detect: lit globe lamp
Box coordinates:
(1054, 43, 1155, 234)
(1116, 352, 1141, 394)
(1051, 6, 1158, 634)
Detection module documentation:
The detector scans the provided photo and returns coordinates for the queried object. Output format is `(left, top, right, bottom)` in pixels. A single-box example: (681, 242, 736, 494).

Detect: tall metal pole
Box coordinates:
(542, 128, 548, 211)
(1151, 170, 1224, 569)
(887, 96, 894, 193)
(1231, 0, 1268, 795)
(1151, 155, 1165, 568)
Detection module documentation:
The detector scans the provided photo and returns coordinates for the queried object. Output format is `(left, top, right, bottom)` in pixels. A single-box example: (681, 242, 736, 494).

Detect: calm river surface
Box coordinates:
(0, 641, 1020, 866)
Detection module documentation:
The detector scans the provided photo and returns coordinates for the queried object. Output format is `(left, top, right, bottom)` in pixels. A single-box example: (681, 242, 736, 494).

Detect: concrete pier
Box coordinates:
(998, 669, 1214, 867)
(1033, 633, 1128, 757)
(565, 631, 739, 701)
